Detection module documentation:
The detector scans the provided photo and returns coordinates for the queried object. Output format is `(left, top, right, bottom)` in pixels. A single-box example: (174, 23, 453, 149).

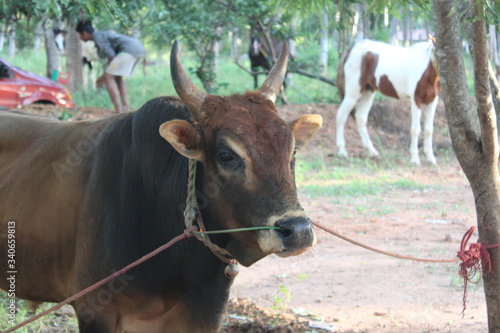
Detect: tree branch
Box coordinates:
(233, 59, 336, 86)
(288, 67, 336, 86)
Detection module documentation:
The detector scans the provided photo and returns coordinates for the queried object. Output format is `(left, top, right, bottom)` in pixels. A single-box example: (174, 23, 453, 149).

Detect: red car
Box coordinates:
(0, 58, 75, 109)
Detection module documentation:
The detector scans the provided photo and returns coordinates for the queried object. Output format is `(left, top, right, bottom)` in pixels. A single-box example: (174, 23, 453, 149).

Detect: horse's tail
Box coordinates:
(336, 47, 352, 101)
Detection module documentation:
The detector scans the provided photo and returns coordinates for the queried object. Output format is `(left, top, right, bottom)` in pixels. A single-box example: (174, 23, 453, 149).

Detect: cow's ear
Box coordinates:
(159, 120, 204, 161)
(288, 115, 323, 152)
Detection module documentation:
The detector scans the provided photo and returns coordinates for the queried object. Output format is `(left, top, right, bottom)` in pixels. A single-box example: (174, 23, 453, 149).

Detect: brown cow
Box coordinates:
(0, 41, 322, 332)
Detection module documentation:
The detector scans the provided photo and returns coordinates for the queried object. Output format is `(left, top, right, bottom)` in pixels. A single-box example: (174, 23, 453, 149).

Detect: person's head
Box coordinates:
(76, 20, 94, 41)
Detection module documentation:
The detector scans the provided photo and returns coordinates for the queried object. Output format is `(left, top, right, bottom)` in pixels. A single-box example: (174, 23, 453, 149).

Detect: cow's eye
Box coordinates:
(218, 152, 233, 163)
(290, 148, 297, 167)
(217, 148, 244, 171)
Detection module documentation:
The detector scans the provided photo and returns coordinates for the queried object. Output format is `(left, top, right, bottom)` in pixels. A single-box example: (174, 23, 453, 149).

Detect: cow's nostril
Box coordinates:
(275, 223, 292, 238)
(275, 217, 313, 244)
(268, 217, 317, 257)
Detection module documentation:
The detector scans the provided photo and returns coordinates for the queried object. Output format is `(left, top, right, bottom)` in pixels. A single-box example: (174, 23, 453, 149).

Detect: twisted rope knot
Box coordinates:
(456, 226, 495, 315)
(458, 243, 491, 274)
(457, 227, 492, 280)
(184, 226, 199, 238)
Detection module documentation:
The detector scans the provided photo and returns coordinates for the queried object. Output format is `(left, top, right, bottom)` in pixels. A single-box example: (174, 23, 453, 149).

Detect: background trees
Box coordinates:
(0, 0, 466, 94)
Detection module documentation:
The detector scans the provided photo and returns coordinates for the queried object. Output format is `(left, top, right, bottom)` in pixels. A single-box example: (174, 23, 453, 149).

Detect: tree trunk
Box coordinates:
(8, 25, 16, 58)
(490, 24, 500, 81)
(196, 41, 217, 93)
(407, 5, 413, 44)
(0, 24, 5, 52)
(319, 11, 329, 75)
(389, 17, 399, 45)
(65, 23, 83, 92)
(34, 21, 44, 52)
(230, 27, 239, 61)
(459, 1, 500, 136)
(433, 1, 500, 332)
(353, 4, 365, 42)
(402, 5, 409, 45)
(44, 24, 61, 78)
(335, 7, 348, 58)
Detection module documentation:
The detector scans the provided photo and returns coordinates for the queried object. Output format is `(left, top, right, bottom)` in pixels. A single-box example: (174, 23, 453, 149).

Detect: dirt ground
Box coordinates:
(11, 99, 487, 332)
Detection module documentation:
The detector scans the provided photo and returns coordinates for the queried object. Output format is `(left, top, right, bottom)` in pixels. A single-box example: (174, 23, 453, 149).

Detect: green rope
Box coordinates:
(188, 161, 282, 236)
(193, 226, 282, 235)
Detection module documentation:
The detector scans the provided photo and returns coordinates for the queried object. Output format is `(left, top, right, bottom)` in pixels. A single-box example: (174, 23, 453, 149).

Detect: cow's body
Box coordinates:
(0, 41, 321, 332)
(336, 39, 441, 164)
(0, 106, 231, 331)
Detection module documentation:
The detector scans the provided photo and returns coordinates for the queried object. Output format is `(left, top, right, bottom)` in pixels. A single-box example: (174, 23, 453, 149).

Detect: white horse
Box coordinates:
(336, 39, 441, 164)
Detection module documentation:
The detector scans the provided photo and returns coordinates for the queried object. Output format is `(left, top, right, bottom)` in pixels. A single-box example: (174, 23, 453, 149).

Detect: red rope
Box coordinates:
(3, 226, 197, 333)
(312, 221, 460, 263)
(456, 226, 499, 315)
(313, 222, 500, 315)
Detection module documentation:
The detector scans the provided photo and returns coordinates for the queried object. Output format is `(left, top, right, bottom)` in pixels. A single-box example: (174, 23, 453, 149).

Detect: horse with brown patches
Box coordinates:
(336, 39, 441, 164)
(0, 41, 322, 332)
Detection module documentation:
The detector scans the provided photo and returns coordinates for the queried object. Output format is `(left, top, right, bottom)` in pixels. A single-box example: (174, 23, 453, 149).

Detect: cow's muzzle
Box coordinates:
(274, 217, 316, 257)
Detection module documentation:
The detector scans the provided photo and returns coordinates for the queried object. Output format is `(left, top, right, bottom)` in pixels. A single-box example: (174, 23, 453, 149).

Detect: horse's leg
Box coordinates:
(422, 97, 439, 164)
(354, 92, 379, 157)
(409, 100, 423, 165)
(336, 96, 358, 157)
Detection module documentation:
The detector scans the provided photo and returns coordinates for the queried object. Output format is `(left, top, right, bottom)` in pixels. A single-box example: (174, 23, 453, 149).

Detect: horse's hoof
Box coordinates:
(337, 152, 348, 158)
(427, 156, 437, 165)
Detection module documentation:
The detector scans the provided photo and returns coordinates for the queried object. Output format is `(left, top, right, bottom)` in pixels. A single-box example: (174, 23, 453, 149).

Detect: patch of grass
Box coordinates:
(300, 177, 425, 198)
(376, 205, 396, 215)
(0, 291, 78, 332)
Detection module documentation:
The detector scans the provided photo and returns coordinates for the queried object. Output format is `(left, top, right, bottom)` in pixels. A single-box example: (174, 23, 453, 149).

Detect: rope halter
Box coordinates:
(184, 159, 239, 278)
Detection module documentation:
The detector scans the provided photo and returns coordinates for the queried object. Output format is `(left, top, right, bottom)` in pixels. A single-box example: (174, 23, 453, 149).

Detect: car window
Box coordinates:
(0, 63, 13, 79)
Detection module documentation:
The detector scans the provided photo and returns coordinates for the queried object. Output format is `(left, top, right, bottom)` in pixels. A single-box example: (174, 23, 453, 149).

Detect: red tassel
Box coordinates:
(457, 226, 492, 315)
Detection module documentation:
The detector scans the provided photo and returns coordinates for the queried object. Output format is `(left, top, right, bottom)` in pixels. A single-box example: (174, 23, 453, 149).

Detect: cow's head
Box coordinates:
(159, 41, 322, 266)
(249, 37, 261, 56)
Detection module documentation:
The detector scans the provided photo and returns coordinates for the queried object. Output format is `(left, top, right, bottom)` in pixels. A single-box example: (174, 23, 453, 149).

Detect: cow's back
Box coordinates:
(0, 112, 120, 301)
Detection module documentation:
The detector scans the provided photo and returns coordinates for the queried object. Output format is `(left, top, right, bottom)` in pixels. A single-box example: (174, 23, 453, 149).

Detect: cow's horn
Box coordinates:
(258, 40, 289, 103)
(170, 41, 206, 117)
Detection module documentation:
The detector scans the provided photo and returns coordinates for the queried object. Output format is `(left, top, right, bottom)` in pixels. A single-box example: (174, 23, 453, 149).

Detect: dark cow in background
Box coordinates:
(0, 41, 322, 332)
(248, 33, 294, 90)
(336, 39, 441, 165)
(249, 36, 272, 89)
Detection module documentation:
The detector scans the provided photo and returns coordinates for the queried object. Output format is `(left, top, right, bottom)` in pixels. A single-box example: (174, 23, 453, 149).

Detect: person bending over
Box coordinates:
(76, 20, 145, 113)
